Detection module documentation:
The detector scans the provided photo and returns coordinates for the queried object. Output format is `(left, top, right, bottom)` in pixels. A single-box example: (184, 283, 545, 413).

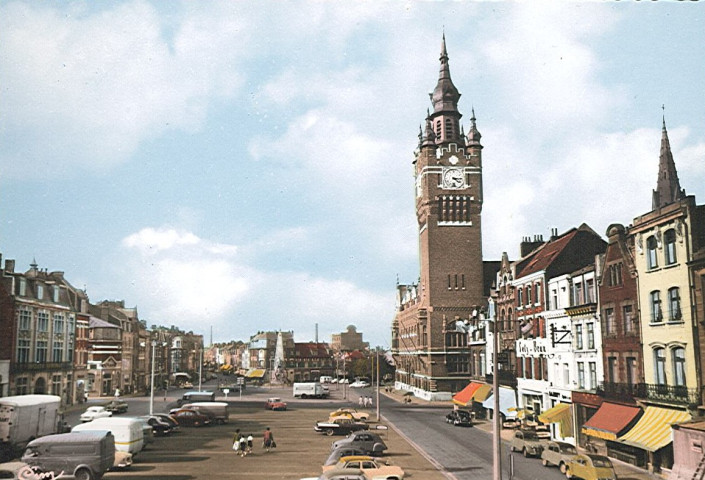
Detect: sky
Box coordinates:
(2, 1, 705, 349)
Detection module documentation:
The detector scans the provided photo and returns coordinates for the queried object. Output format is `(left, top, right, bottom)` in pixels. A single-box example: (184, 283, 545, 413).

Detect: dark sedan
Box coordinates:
(170, 408, 212, 427)
(445, 409, 473, 426)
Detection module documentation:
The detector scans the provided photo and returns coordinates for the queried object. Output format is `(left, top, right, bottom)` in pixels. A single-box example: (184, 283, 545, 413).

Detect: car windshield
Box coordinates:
(457, 411, 470, 418)
(561, 445, 577, 454)
(592, 458, 613, 468)
(523, 432, 539, 440)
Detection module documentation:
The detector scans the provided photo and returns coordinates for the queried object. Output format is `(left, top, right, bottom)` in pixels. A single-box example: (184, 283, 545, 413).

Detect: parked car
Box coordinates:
(322, 455, 404, 480)
(169, 409, 212, 427)
(565, 454, 617, 480)
(104, 399, 128, 414)
(314, 418, 368, 436)
(79, 406, 112, 422)
(181, 382, 194, 389)
(152, 413, 180, 432)
(349, 381, 370, 388)
(331, 431, 388, 456)
(265, 397, 288, 411)
(300, 468, 368, 480)
(140, 415, 173, 436)
(540, 441, 578, 472)
(324, 447, 369, 466)
(510, 429, 545, 457)
(329, 408, 369, 421)
(445, 410, 472, 426)
(111, 451, 133, 469)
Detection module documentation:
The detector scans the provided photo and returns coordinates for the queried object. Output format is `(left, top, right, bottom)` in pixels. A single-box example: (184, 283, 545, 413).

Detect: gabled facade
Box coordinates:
(630, 118, 704, 408)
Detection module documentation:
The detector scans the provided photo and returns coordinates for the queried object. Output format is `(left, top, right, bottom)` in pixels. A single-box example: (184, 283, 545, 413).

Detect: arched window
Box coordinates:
(672, 347, 686, 387)
(668, 287, 682, 321)
(647, 235, 659, 270)
(650, 290, 663, 323)
(665, 229, 677, 265)
(654, 347, 667, 385)
(525, 286, 531, 306)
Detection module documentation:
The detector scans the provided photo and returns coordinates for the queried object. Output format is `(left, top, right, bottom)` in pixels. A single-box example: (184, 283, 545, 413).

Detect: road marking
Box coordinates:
(381, 413, 459, 480)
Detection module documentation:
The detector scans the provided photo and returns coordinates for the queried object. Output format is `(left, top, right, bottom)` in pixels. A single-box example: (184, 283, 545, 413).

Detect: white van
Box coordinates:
(319, 376, 333, 384)
(72, 417, 144, 454)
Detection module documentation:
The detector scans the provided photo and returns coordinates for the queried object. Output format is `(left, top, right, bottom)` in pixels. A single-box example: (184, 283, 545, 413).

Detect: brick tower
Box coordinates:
(392, 36, 485, 400)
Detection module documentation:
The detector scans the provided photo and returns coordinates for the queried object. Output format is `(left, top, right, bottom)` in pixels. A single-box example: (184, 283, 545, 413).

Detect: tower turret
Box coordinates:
(652, 115, 686, 210)
(428, 34, 462, 144)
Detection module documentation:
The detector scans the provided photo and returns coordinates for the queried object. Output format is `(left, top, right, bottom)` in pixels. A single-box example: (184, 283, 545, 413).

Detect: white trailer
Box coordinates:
(292, 382, 328, 399)
(0, 394, 63, 461)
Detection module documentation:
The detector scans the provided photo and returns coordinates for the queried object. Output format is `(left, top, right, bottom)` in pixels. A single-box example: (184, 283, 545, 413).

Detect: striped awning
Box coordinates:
(245, 369, 266, 378)
(453, 382, 484, 406)
(482, 386, 518, 418)
(582, 402, 642, 441)
(539, 403, 572, 438)
(618, 406, 691, 452)
(472, 384, 493, 403)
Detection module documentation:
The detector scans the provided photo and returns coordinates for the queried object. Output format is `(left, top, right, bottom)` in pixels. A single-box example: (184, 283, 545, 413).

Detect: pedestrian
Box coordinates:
(358, 396, 364, 407)
(239, 435, 247, 456)
(367, 396, 373, 407)
(263, 427, 274, 452)
(232, 429, 242, 456)
(246, 433, 254, 455)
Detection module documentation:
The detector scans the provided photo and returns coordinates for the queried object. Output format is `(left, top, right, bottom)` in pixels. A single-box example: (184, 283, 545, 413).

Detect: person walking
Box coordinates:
(263, 427, 274, 453)
(246, 433, 254, 455)
(367, 396, 373, 408)
(358, 396, 364, 407)
(232, 429, 242, 457)
(239, 434, 248, 456)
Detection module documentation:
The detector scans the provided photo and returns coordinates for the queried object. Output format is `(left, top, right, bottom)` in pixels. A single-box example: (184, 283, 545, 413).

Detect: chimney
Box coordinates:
(520, 235, 545, 257)
(550, 228, 559, 241)
(5, 259, 15, 273)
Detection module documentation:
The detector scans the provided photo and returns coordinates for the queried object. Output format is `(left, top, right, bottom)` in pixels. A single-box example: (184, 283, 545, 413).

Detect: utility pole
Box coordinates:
(493, 313, 501, 480)
(375, 348, 380, 422)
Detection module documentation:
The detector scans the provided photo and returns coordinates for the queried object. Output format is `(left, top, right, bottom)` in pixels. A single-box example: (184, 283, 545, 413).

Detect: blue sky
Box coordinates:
(2, 1, 705, 348)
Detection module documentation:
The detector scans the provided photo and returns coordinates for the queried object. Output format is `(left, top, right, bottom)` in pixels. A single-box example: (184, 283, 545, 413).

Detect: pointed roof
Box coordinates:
(652, 115, 686, 209)
(430, 34, 461, 115)
(467, 107, 482, 148)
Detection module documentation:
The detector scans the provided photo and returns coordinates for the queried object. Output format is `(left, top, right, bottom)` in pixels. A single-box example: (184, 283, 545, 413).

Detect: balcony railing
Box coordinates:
(599, 381, 699, 406)
(11, 361, 73, 373)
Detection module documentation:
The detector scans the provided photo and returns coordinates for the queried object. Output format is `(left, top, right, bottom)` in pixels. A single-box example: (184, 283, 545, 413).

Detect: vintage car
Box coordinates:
(265, 397, 288, 411)
(300, 468, 368, 480)
(540, 441, 578, 472)
(314, 418, 368, 436)
(324, 447, 369, 466)
(111, 451, 133, 469)
(331, 431, 388, 456)
(329, 408, 370, 421)
(141, 415, 173, 435)
(152, 413, 180, 432)
(565, 454, 617, 480)
(322, 455, 404, 480)
(169, 408, 212, 427)
(445, 409, 472, 426)
(104, 399, 129, 414)
(80, 406, 113, 422)
(349, 380, 370, 388)
(510, 429, 545, 457)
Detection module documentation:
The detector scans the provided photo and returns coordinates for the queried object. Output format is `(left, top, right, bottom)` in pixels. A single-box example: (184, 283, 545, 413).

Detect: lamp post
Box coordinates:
(492, 314, 501, 480)
(149, 340, 156, 416)
(198, 344, 203, 392)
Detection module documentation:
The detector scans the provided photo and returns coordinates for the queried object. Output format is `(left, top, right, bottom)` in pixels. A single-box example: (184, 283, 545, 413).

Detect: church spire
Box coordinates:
(652, 113, 686, 210)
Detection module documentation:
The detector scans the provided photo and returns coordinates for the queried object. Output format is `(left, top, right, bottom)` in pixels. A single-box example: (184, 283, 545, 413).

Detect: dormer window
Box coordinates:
(36, 284, 44, 300)
(53, 286, 60, 303)
(19, 278, 26, 296)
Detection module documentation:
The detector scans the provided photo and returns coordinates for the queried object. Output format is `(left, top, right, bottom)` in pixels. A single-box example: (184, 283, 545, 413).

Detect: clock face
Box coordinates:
(442, 168, 465, 189)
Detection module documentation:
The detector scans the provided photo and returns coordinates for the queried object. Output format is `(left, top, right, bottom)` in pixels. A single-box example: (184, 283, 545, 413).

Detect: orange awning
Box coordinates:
(452, 382, 483, 407)
(582, 402, 642, 441)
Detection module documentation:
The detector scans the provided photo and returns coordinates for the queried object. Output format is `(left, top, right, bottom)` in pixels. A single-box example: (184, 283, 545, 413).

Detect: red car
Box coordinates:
(265, 397, 287, 411)
(169, 408, 212, 427)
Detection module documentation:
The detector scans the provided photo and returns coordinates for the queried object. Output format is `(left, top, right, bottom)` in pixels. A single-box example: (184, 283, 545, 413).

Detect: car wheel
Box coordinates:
(326, 429, 334, 436)
(542, 459, 549, 467)
(565, 467, 572, 479)
(559, 463, 567, 474)
(74, 468, 93, 480)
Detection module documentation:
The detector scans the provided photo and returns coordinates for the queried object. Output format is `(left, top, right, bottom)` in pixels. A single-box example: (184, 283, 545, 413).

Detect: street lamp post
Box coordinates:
(150, 340, 156, 416)
(198, 345, 203, 392)
(492, 315, 501, 480)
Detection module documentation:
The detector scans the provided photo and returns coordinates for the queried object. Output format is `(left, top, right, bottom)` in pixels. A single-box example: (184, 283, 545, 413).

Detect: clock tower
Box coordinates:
(392, 36, 485, 399)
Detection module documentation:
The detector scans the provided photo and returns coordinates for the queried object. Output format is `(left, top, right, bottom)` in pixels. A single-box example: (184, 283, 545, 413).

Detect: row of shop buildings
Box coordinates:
(391, 37, 705, 478)
(0, 258, 204, 404)
(204, 326, 371, 384)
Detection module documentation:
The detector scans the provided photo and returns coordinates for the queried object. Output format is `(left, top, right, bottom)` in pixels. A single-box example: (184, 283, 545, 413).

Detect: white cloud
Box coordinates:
(0, 1, 247, 178)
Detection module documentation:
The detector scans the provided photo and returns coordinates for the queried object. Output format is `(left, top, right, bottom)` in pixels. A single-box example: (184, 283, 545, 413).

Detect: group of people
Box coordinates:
(358, 395, 374, 408)
(233, 427, 275, 456)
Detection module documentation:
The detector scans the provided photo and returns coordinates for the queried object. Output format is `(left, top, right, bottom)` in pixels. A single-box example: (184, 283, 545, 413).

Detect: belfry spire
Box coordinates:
(652, 112, 686, 210)
(427, 35, 462, 145)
